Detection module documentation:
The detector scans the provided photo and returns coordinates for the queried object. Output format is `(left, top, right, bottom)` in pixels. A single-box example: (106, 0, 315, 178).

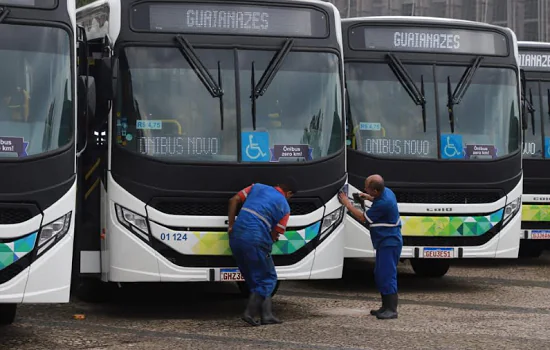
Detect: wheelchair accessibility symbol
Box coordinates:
(545, 137, 550, 158)
(242, 132, 270, 162)
(440, 134, 464, 159)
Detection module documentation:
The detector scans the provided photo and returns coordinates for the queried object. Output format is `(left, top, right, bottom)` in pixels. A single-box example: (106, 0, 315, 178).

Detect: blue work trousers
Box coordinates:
(374, 245, 402, 295)
(229, 235, 277, 298)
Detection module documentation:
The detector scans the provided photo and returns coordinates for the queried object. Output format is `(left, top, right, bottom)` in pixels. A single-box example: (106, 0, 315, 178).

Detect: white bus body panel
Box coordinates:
(344, 177, 522, 259)
(0, 181, 76, 303)
(102, 173, 343, 282)
(520, 195, 550, 239)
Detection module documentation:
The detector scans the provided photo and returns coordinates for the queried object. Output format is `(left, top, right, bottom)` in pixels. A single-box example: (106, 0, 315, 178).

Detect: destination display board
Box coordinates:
(348, 25, 509, 56)
(0, 0, 56, 8)
(519, 50, 550, 71)
(131, 2, 329, 38)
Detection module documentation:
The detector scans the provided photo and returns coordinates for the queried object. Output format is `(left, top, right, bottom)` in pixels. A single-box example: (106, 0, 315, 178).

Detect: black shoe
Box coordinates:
(376, 293, 398, 320)
(260, 296, 282, 325)
(242, 293, 263, 326)
(370, 294, 386, 316)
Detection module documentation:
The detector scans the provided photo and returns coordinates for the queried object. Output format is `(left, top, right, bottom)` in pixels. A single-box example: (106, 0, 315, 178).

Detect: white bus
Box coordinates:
(518, 41, 550, 258)
(342, 17, 523, 277)
(0, 0, 89, 325)
(74, 0, 346, 299)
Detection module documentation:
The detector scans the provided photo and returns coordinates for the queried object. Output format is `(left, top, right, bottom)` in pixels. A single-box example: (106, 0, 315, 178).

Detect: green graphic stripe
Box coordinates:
(401, 209, 504, 237)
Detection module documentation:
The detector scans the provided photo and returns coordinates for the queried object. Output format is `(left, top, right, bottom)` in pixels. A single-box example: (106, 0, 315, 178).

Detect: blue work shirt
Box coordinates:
(363, 187, 403, 249)
(232, 183, 291, 246)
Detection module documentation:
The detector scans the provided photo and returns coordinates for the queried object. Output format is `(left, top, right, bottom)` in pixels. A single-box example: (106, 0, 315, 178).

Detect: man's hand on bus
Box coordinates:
(359, 193, 374, 202)
(271, 230, 280, 242)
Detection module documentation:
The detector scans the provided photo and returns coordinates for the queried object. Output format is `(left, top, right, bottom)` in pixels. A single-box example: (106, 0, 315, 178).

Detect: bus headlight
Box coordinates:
(319, 207, 344, 240)
(503, 197, 521, 226)
(37, 212, 72, 256)
(115, 204, 149, 241)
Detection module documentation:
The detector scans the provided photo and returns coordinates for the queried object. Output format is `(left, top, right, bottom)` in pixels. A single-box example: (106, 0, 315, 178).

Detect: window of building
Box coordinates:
(525, 0, 538, 20)
(431, 1, 446, 18)
(492, 0, 507, 21)
(524, 21, 539, 41)
(402, 3, 413, 16)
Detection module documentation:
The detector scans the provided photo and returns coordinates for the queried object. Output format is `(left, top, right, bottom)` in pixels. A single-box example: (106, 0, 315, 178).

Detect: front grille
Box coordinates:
(0, 207, 33, 224)
(394, 190, 502, 204)
(152, 199, 320, 216)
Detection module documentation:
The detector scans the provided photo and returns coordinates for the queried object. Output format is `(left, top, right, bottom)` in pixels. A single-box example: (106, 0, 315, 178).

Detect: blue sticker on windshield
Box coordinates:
(242, 132, 270, 162)
(137, 120, 162, 130)
(441, 134, 463, 159)
(0, 137, 28, 157)
(360, 122, 381, 131)
(545, 137, 550, 158)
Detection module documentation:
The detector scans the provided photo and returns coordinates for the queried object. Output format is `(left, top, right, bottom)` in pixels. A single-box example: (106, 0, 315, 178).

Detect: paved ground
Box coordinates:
(3, 253, 550, 350)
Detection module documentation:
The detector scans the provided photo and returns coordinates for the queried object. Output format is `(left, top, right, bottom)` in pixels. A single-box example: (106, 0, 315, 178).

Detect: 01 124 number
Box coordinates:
(160, 233, 188, 241)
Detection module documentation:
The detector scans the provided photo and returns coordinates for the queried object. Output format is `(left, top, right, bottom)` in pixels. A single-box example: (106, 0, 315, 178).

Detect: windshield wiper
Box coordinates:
(528, 88, 536, 135)
(250, 38, 294, 130)
(386, 53, 427, 132)
(0, 7, 10, 23)
(217, 61, 224, 130)
(446, 56, 484, 133)
(174, 35, 225, 129)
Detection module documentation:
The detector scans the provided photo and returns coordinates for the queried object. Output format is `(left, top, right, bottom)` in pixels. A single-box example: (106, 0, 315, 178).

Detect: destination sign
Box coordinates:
(131, 3, 328, 37)
(349, 26, 508, 56)
(0, 0, 56, 8)
(519, 51, 550, 70)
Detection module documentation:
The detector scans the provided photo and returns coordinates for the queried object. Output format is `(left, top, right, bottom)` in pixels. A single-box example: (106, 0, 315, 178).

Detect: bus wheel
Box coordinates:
(73, 278, 111, 303)
(236, 280, 281, 298)
(410, 259, 450, 278)
(0, 304, 16, 326)
(519, 242, 544, 258)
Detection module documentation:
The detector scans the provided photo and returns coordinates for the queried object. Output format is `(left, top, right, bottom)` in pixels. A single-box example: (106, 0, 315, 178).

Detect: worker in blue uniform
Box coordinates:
(227, 177, 298, 326)
(339, 174, 403, 319)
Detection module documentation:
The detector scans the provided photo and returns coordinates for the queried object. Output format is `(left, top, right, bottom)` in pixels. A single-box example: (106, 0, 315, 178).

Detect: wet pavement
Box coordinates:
(3, 254, 550, 350)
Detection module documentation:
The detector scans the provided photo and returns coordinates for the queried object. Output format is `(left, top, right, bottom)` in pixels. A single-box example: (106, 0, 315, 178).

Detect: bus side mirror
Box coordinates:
(77, 76, 96, 152)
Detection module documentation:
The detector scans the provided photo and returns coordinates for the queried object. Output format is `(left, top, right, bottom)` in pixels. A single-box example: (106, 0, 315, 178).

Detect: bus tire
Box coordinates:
(73, 278, 111, 303)
(410, 259, 450, 278)
(0, 304, 16, 326)
(519, 243, 544, 258)
(237, 280, 280, 298)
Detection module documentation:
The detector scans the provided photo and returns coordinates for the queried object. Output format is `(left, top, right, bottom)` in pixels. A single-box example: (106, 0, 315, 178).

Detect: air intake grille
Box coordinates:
(394, 191, 502, 204)
(152, 200, 320, 216)
(0, 208, 33, 224)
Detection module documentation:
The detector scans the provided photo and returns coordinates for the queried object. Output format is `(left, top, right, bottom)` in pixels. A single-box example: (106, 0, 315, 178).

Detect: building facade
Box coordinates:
(328, 0, 550, 41)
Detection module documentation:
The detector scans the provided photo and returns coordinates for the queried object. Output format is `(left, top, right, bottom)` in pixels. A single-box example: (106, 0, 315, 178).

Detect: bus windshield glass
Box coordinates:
(346, 62, 520, 160)
(116, 47, 342, 163)
(0, 24, 72, 159)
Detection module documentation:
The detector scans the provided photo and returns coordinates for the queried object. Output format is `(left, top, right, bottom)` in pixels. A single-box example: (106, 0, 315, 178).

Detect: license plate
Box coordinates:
(531, 230, 550, 239)
(220, 268, 245, 281)
(423, 247, 454, 259)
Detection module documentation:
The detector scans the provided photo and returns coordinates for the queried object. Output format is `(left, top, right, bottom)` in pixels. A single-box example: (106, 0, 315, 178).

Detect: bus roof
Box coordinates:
(518, 41, 550, 50)
(342, 15, 511, 31)
(77, 0, 341, 44)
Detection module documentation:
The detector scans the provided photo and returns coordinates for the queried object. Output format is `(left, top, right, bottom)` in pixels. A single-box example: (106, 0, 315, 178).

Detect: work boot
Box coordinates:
(260, 296, 282, 325)
(376, 293, 398, 320)
(370, 293, 386, 316)
(242, 293, 263, 326)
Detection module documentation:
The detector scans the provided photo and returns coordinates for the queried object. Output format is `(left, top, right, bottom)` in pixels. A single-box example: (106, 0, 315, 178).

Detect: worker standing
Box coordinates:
(338, 174, 403, 319)
(227, 177, 298, 326)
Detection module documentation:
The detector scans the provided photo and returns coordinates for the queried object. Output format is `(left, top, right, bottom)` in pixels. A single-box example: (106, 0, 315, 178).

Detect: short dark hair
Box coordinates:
(368, 178, 385, 192)
(279, 177, 298, 194)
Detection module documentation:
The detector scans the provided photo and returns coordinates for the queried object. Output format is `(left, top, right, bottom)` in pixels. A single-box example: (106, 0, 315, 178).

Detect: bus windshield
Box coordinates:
(0, 24, 72, 159)
(522, 80, 550, 159)
(116, 47, 342, 163)
(346, 62, 520, 160)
